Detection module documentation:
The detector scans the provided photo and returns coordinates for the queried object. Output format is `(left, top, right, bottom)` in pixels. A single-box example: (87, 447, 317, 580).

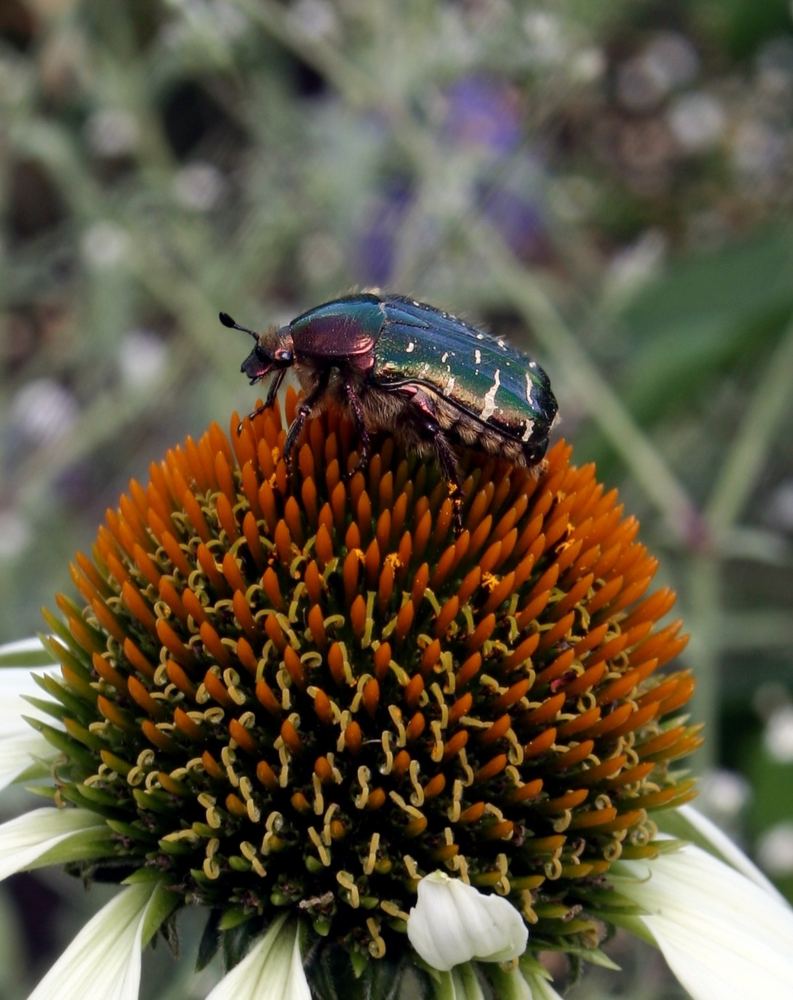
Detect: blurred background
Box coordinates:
(1, 0, 792, 996)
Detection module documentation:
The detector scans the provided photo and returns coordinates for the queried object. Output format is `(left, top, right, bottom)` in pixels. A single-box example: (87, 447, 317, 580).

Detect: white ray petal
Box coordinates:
(0, 807, 109, 881)
(613, 843, 793, 1000)
(0, 661, 62, 790)
(206, 915, 310, 1000)
(29, 881, 174, 1000)
(0, 731, 55, 791)
(662, 804, 784, 899)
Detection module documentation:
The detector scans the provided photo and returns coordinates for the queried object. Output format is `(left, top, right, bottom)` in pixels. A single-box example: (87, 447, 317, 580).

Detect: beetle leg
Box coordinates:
(282, 370, 331, 477)
(343, 379, 370, 477)
(237, 369, 288, 433)
(265, 368, 288, 410)
(408, 390, 464, 534)
(427, 429, 465, 534)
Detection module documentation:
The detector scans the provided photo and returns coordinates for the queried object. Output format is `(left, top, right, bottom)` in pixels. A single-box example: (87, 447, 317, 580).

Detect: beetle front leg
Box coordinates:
(237, 369, 288, 433)
(343, 379, 371, 477)
(282, 370, 330, 477)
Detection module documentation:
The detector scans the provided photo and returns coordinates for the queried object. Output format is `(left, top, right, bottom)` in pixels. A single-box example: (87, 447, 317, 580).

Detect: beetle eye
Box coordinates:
(255, 344, 269, 362)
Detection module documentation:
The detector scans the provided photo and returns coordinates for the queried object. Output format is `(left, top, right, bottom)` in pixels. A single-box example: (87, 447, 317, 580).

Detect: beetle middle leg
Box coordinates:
(397, 387, 465, 533)
(342, 378, 371, 477)
(282, 370, 331, 477)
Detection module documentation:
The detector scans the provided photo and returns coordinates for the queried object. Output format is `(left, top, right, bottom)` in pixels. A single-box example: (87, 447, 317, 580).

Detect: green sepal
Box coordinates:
(535, 916, 600, 937)
(39, 611, 84, 656)
(38, 624, 93, 680)
(307, 943, 424, 1000)
(568, 946, 621, 971)
(533, 901, 582, 920)
(22, 783, 59, 799)
(484, 962, 540, 1000)
(196, 909, 222, 971)
(532, 941, 621, 971)
(221, 918, 263, 972)
(22, 821, 114, 872)
(32, 672, 94, 720)
(74, 781, 120, 807)
(606, 911, 656, 945)
(0, 637, 53, 667)
(121, 876, 180, 948)
(36, 830, 115, 868)
(133, 788, 172, 813)
(312, 916, 331, 936)
(59, 784, 121, 817)
(63, 717, 104, 750)
(107, 818, 154, 841)
(12, 759, 56, 784)
(23, 694, 70, 723)
(349, 949, 368, 978)
(190, 867, 213, 887)
(576, 885, 651, 914)
(102, 751, 133, 776)
(437, 962, 485, 1000)
(228, 855, 251, 872)
(23, 716, 96, 772)
(191, 822, 216, 837)
(218, 907, 253, 931)
(124, 867, 166, 884)
(158, 836, 197, 855)
(648, 836, 685, 854)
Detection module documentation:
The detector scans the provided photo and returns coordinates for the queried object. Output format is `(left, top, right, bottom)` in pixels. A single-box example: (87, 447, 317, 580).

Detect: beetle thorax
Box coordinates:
(257, 326, 294, 363)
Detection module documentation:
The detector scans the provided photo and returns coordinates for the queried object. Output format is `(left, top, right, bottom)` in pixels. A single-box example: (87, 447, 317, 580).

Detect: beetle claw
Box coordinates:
(450, 491, 464, 535)
(343, 447, 370, 482)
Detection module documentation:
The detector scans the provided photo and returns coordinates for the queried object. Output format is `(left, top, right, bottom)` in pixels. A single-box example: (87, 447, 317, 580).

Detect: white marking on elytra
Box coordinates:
(476, 333, 484, 340)
(481, 368, 501, 421)
(446, 376, 456, 393)
(441, 352, 449, 363)
(497, 339, 506, 349)
(521, 419, 535, 442)
(406, 342, 415, 353)
(474, 349, 481, 365)
(525, 371, 533, 403)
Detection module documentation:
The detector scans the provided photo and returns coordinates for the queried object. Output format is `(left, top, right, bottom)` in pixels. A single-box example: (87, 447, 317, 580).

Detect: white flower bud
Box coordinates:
(407, 871, 528, 971)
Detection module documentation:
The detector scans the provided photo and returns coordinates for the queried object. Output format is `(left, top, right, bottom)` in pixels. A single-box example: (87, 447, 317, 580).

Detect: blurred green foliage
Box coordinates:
(2, 0, 793, 996)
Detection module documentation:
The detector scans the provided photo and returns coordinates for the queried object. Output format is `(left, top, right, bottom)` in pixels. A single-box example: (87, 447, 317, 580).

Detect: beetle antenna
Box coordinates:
(219, 311, 258, 340)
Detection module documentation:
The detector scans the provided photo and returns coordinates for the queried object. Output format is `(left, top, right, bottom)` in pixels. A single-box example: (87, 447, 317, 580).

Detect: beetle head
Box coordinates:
(220, 312, 294, 384)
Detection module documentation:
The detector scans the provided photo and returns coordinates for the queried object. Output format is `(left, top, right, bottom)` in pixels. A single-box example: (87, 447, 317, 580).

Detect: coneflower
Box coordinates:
(1, 390, 790, 1000)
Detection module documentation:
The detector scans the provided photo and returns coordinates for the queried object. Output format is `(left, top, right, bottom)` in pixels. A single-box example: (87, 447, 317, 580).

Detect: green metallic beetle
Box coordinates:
(221, 293, 558, 525)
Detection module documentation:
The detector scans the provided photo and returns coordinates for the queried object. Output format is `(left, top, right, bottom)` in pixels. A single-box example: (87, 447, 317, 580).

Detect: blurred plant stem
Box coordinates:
(707, 314, 793, 534)
(468, 221, 701, 545)
(687, 555, 720, 774)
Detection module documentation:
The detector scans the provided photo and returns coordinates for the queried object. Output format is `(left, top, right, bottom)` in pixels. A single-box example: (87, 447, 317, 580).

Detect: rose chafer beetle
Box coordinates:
(220, 292, 557, 526)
